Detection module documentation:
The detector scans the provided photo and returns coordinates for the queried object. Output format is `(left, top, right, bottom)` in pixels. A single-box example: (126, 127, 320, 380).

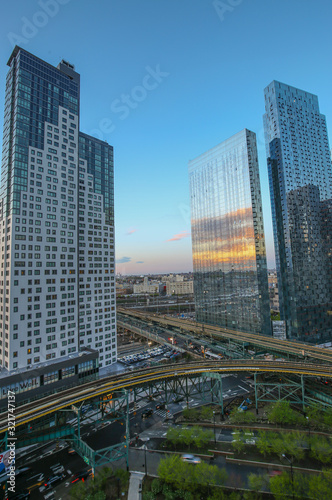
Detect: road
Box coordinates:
(9, 375, 254, 499)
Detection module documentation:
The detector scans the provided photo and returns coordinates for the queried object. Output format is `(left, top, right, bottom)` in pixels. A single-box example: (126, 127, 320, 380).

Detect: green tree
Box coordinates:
(200, 406, 213, 421)
(307, 473, 332, 499)
(192, 426, 213, 449)
(151, 478, 162, 495)
(142, 492, 155, 500)
(85, 493, 106, 500)
(158, 455, 226, 493)
(267, 401, 304, 426)
(269, 472, 292, 500)
(70, 481, 89, 499)
(256, 431, 271, 457)
(183, 408, 199, 421)
(248, 473, 268, 492)
(232, 431, 245, 454)
(310, 436, 332, 464)
(323, 408, 332, 429)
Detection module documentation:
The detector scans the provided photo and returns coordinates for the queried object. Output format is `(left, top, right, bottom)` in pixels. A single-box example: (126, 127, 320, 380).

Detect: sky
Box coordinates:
(0, 0, 332, 275)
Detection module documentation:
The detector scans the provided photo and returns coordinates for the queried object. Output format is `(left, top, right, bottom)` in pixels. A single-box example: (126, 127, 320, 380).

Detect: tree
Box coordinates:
(307, 473, 332, 499)
(256, 431, 271, 457)
(183, 408, 199, 421)
(248, 473, 268, 492)
(232, 431, 245, 454)
(192, 426, 213, 449)
(158, 455, 226, 493)
(310, 436, 332, 464)
(85, 494, 106, 500)
(200, 406, 213, 421)
(151, 478, 162, 495)
(270, 472, 307, 499)
(269, 472, 293, 500)
(267, 401, 305, 426)
(70, 481, 89, 499)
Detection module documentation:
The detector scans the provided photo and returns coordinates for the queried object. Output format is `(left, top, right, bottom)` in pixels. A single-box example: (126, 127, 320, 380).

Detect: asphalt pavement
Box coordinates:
(9, 373, 254, 499)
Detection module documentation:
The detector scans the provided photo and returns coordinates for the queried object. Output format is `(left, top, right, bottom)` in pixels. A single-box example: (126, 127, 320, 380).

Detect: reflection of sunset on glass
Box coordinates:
(189, 129, 271, 336)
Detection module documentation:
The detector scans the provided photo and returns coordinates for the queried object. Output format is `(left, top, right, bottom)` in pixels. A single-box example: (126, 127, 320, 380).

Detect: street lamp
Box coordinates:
(282, 454, 294, 500)
(213, 411, 216, 445)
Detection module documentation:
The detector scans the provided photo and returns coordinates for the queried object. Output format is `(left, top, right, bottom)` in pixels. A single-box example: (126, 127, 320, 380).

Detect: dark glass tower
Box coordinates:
(79, 133, 114, 226)
(264, 81, 332, 342)
(189, 129, 271, 336)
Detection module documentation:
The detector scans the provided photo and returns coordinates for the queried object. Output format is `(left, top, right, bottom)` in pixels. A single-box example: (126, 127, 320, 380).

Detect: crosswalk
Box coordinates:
(154, 409, 172, 419)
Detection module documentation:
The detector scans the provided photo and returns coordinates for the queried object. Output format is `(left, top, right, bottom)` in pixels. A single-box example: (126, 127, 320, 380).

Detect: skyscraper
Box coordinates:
(264, 80, 332, 342)
(0, 47, 116, 371)
(189, 129, 271, 336)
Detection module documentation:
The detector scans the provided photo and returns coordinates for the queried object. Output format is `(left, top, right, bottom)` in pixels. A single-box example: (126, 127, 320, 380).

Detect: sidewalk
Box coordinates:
(127, 471, 145, 500)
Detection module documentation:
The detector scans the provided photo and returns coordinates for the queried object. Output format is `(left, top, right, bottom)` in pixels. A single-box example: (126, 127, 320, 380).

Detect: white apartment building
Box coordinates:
(0, 47, 116, 371)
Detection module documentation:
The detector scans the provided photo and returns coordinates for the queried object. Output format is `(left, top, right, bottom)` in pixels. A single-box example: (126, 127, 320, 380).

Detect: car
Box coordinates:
(51, 465, 65, 475)
(44, 473, 65, 489)
(68, 447, 77, 455)
(141, 408, 154, 419)
(181, 454, 201, 464)
(71, 469, 92, 483)
(156, 401, 166, 410)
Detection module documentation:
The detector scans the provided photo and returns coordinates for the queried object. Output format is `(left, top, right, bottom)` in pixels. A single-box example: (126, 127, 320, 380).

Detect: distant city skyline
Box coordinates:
(0, 1, 332, 274)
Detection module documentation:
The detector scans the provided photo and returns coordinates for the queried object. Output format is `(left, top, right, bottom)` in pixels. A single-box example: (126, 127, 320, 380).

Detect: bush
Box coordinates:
(183, 408, 199, 421)
(230, 410, 256, 424)
(142, 493, 155, 500)
(267, 401, 305, 426)
(151, 478, 162, 495)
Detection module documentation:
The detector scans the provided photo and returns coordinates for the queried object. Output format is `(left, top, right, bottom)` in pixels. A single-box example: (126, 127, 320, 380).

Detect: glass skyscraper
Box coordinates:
(189, 129, 271, 336)
(0, 47, 116, 371)
(264, 81, 332, 342)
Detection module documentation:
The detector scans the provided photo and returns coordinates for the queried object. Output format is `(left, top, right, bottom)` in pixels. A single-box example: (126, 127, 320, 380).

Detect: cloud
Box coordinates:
(116, 256, 131, 264)
(166, 230, 190, 242)
(136, 261, 144, 264)
(126, 228, 137, 235)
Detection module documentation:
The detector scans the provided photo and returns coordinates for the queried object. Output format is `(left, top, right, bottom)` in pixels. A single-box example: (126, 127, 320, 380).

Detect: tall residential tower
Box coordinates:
(0, 47, 117, 371)
(264, 81, 332, 342)
(189, 129, 271, 335)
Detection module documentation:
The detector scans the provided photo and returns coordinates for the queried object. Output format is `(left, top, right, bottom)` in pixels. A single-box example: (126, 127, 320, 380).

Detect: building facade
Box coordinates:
(189, 129, 271, 335)
(133, 277, 160, 294)
(0, 47, 116, 371)
(165, 279, 193, 295)
(264, 81, 332, 342)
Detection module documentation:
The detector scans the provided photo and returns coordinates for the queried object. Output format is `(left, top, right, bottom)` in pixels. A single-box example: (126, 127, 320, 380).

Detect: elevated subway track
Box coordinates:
(117, 308, 332, 363)
(1, 360, 332, 433)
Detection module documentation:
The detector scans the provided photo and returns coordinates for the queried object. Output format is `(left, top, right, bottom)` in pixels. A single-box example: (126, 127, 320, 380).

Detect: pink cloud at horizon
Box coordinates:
(166, 230, 191, 242)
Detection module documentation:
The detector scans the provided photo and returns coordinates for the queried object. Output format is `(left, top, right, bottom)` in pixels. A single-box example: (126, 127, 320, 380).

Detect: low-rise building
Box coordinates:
(166, 279, 194, 295)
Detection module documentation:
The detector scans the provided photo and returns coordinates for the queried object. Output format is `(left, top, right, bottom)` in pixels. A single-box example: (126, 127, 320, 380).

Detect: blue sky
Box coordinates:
(0, 0, 332, 274)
